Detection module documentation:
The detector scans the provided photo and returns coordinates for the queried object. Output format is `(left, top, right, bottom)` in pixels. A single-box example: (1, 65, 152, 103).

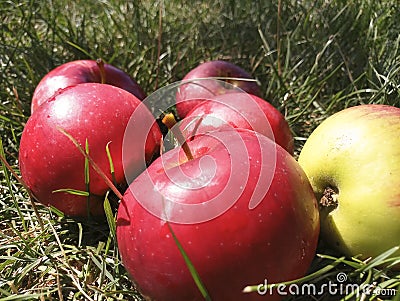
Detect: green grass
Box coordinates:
(1, 0, 400, 300)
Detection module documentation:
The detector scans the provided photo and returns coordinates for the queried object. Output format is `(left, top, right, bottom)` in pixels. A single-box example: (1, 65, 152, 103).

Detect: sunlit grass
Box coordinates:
(1, 0, 399, 300)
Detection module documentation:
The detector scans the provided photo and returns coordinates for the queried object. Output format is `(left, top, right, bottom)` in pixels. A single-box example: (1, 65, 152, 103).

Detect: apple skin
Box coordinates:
(19, 83, 162, 217)
(298, 104, 400, 261)
(117, 129, 319, 300)
(175, 60, 261, 118)
(180, 92, 294, 154)
(31, 60, 146, 113)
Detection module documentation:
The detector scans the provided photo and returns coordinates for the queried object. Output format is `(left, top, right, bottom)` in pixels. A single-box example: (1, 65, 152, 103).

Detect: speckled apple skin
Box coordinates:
(117, 129, 319, 301)
(298, 104, 400, 261)
(31, 60, 146, 113)
(19, 83, 161, 216)
(180, 92, 294, 155)
(175, 60, 261, 118)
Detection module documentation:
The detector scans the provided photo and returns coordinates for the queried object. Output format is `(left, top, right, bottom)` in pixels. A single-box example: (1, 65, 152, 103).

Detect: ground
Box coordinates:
(0, 0, 399, 300)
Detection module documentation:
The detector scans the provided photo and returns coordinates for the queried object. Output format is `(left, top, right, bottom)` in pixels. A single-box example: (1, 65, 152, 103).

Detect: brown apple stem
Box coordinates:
(320, 186, 339, 209)
(162, 113, 194, 161)
(96, 58, 106, 84)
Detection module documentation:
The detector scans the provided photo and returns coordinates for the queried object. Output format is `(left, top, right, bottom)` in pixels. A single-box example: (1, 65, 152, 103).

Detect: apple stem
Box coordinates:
(162, 113, 194, 161)
(96, 58, 106, 84)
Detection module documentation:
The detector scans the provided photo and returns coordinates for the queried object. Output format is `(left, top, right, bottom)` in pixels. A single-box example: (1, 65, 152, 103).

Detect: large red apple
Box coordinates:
(180, 92, 294, 154)
(175, 60, 261, 118)
(31, 59, 146, 113)
(117, 129, 319, 300)
(19, 83, 161, 216)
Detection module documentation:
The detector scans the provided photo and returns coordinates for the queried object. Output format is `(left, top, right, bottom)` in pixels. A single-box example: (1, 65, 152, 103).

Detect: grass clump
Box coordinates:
(1, 0, 399, 300)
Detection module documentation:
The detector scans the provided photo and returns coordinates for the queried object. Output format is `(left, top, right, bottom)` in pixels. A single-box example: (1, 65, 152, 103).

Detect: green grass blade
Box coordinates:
(85, 138, 90, 188)
(0, 292, 57, 301)
(355, 246, 400, 272)
(166, 221, 212, 301)
(243, 256, 346, 293)
(104, 191, 116, 240)
(105, 141, 117, 185)
(0, 138, 27, 231)
(85, 138, 91, 218)
(65, 40, 93, 58)
(52, 188, 90, 196)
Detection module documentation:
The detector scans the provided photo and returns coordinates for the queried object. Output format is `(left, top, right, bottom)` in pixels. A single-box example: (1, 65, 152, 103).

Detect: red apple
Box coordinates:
(180, 92, 294, 154)
(116, 129, 319, 300)
(31, 59, 146, 113)
(19, 83, 161, 216)
(175, 60, 261, 118)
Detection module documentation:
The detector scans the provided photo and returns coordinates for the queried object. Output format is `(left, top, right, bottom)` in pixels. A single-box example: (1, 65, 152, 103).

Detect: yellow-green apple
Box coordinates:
(19, 83, 161, 216)
(31, 59, 146, 113)
(298, 104, 400, 261)
(117, 128, 319, 300)
(175, 60, 261, 118)
(180, 92, 294, 154)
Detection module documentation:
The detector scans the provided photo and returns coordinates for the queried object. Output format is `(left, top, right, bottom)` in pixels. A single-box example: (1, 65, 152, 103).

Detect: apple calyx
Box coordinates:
(320, 186, 339, 211)
(96, 58, 107, 84)
(162, 113, 194, 160)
